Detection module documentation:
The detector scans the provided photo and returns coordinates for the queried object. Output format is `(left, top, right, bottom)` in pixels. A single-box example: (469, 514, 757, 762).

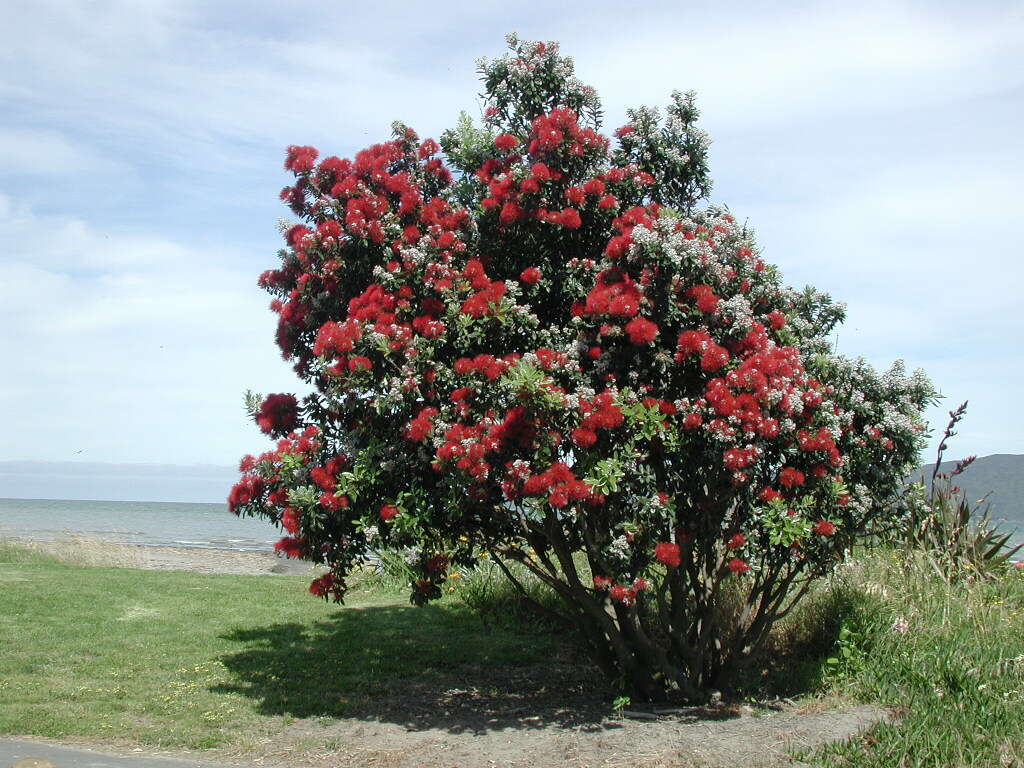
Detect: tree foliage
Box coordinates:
(230, 34, 935, 699)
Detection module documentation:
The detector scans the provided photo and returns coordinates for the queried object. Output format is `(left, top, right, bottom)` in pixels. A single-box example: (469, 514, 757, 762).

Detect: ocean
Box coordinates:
(2, 496, 1019, 561)
(0, 497, 281, 551)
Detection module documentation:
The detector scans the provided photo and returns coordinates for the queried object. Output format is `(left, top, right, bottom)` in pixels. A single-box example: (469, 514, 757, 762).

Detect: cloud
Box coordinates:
(0, 196, 296, 464)
(0, 0, 1020, 467)
(0, 129, 116, 175)
(0, 1, 475, 166)
(564, 3, 1024, 130)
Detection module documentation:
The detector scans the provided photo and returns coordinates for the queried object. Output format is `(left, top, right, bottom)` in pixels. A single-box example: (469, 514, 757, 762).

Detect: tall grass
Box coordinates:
(803, 550, 1024, 766)
(354, 548, 570, 631)
(451, 556, 569, 631)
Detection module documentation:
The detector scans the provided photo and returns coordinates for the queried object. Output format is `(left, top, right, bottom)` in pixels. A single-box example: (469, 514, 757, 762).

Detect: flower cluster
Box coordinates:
(254, 393, 300, 436)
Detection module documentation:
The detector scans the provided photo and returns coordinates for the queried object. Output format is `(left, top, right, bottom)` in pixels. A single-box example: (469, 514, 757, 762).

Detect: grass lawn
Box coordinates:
(0, 543, 558, 751)
(2, 541, 1023, 766)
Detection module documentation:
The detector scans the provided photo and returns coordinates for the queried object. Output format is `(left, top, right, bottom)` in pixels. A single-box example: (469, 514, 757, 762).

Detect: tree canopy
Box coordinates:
(230, 34, 934, 699)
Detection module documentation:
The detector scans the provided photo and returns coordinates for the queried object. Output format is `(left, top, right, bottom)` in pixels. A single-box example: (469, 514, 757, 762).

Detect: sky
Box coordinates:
(1, 0, 1022, 474)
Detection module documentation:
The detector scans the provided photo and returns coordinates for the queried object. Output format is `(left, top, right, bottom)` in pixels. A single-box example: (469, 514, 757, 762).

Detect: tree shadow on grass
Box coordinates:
(215, 597, 847, 734)
(215, 602, 753, 734)
(214, 602, 619, 733)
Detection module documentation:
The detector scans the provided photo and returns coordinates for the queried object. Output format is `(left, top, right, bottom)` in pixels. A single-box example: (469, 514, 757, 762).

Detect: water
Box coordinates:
(0, 498, 281, 551)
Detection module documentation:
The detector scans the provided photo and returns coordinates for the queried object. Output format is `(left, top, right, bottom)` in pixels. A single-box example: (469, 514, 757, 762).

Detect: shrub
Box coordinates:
(229, 34, 934, 700)
(897, 402, 1022, 579)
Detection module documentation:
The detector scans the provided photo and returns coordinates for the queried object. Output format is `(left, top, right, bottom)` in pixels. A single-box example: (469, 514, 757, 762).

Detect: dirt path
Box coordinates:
(223, 693, 887, 768)
(221, 660, 890, 768)
(3, 703, 887, 768)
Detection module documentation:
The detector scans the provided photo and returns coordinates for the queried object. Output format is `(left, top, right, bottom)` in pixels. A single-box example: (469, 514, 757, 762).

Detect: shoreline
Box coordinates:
(2, 536, 316, 575)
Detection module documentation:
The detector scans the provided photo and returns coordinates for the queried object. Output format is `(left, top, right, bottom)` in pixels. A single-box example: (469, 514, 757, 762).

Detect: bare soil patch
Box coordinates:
(216, 662, 887, 768)
(227, 702, 886, 768)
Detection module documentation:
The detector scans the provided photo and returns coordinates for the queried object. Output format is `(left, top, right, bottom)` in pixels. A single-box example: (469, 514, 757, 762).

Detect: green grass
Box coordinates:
(3, 541, 1022, 766)
(0, 543, 557, 750)
(803, 551, 1024, 767)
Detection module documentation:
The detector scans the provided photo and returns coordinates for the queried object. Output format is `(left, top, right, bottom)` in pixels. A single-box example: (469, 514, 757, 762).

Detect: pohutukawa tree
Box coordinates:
(230, 35, 934, 700)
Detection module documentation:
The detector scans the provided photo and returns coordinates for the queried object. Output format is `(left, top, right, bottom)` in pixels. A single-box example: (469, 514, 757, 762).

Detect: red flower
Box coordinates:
(379, 504, 400, 520)
(812, 520, 836, 536)
(682, 412, 703, 429)
(274, 536, 305, 559)
(405, 407, 438, 442)
(609, 584, 637, 605)
(500, 201, 523, 224)
(284, 145, 318, 173)
(418, 138, 440, 158)
(571, 428, 598, 448)
(558, 208, 582, 229)
(727, 533, 746, 549)
(228, 475, 264, 513)
(520, 178, 540, 195)
(309, 573, 334, 597)
(319, 493, 349, 511)
(520, 267, 542, 284)
(450, 387, 474, 402)
(779, 467, 805, 488)
(655, 542, 681, 568)
(310, 466, 336, 491)
(728, 558, 750, 574)
(593, 575, 613, 590)
(281, 507, 300, 534)
(494, 133, 519, 151)
(700, 344, 729, 372)
(689, 284, 719, 314)
(255, 393, 300, 436)
(624, 317, 659, 344)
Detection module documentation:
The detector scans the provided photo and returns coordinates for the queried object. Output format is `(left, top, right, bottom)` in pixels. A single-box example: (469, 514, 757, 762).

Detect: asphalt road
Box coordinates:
(0, 740, 259, 768)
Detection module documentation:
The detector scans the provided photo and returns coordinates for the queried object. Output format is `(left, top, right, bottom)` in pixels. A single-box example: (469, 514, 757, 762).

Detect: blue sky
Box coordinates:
(1, 0, 1021, 469)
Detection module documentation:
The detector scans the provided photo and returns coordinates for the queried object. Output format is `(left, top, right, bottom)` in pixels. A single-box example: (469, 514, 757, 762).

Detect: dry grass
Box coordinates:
(1, 535, 146, 568)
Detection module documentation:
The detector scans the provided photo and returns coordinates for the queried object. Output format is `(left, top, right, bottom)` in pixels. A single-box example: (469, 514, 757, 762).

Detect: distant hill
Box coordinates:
(0, 461, 238, 504)
(915, 453, 1024, 535)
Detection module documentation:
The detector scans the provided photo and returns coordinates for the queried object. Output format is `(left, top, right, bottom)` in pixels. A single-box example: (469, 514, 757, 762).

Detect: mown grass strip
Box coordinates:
(0, 543, 555, 749)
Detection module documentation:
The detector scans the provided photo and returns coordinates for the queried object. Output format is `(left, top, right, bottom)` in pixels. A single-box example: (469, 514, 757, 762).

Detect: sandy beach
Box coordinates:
(4, 536, 315, 575)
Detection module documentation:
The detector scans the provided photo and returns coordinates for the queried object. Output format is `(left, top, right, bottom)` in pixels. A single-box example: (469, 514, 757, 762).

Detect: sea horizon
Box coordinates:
(3, 494, 1019, 562)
